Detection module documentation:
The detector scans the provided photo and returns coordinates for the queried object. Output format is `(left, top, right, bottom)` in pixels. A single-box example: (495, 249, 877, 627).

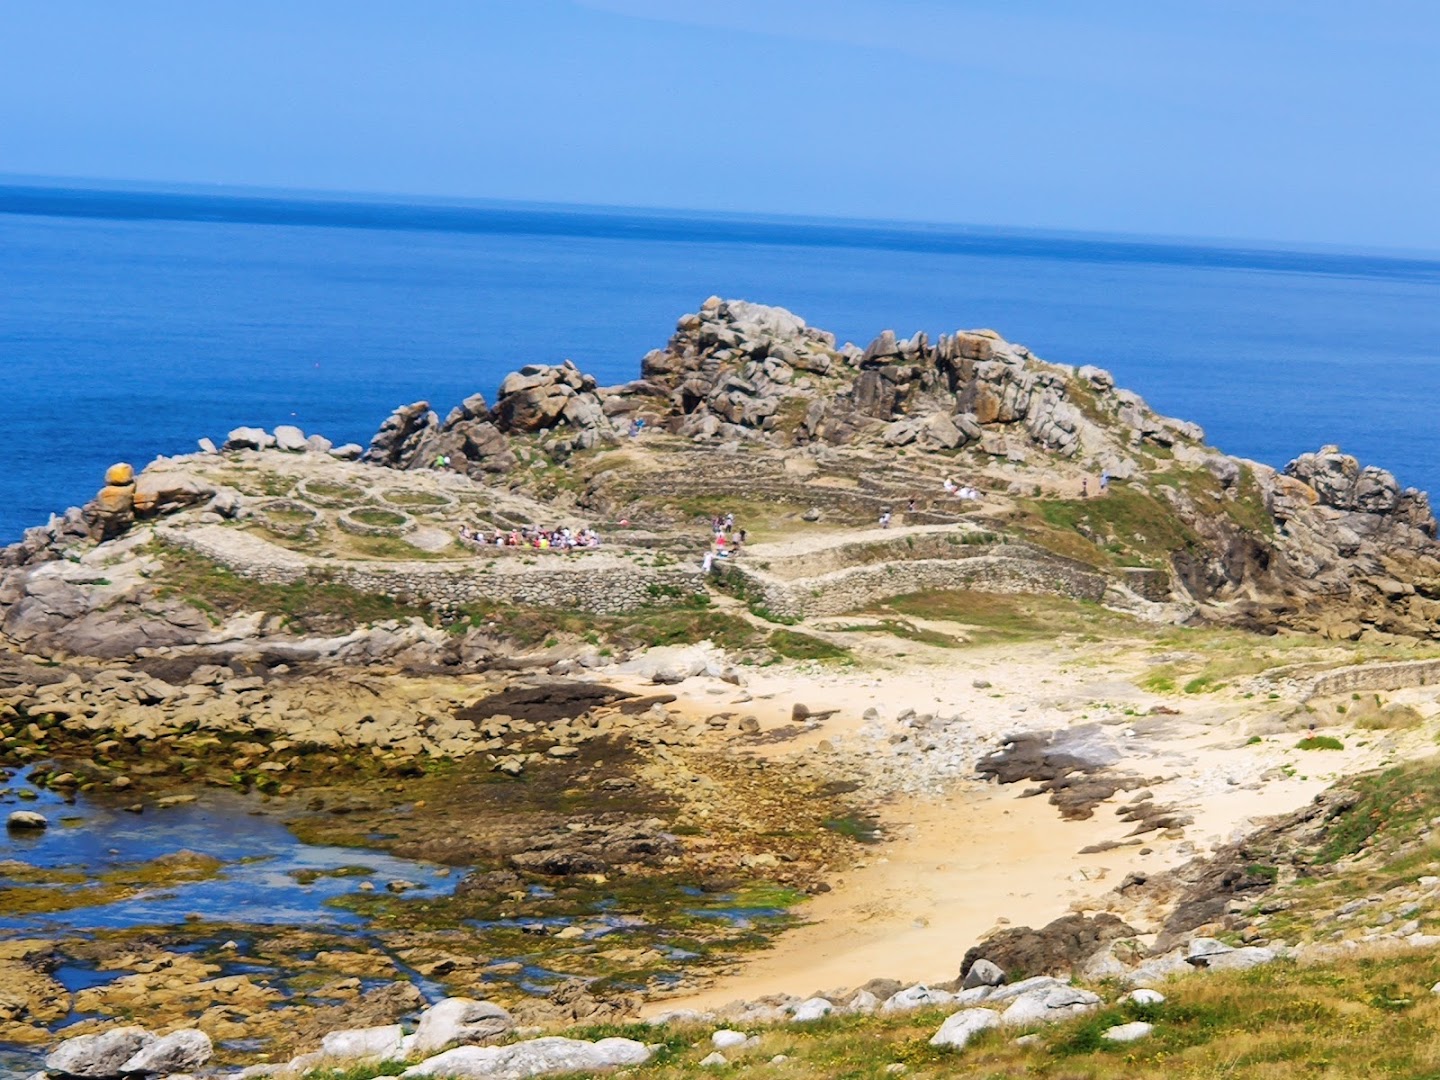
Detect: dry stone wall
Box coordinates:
(159, 526, 705, 615)
(1304, 657, 1440, 699)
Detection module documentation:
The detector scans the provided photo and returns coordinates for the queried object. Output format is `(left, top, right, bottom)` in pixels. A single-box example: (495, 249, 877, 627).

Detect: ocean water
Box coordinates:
(2, 184, 1439, 545)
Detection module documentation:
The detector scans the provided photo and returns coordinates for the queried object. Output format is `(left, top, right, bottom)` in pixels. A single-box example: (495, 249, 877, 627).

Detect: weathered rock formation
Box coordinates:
(4, 298, 1440, 644)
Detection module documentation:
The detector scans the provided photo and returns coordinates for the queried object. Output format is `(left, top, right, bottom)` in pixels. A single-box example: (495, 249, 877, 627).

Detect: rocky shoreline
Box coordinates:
(5, 298, 1440, 1077)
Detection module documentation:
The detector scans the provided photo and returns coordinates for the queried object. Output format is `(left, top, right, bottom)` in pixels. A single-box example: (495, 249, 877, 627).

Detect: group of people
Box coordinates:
(942, 477, 983, 500)
(458, 524, 602, 550)
(701, 512, 745, 571)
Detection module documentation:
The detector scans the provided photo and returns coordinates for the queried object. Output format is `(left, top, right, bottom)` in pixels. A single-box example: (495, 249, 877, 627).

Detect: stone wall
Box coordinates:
(750, 528, 1001, 581)
(160, 525, 706, 615)
(717, 545, 1109, 619)
(1305, 658, 1440, 699)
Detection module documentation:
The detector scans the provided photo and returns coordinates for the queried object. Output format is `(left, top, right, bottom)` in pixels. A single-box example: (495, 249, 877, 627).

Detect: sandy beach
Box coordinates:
(632, 634, 1414, 1012)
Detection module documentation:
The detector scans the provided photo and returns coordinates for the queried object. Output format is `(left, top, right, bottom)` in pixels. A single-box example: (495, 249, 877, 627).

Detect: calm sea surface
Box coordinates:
(2, 185, 1438, 544)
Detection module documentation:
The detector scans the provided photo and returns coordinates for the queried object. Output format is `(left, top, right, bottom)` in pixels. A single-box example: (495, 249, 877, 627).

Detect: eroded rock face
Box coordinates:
(960, 913, 1138, 981)
(1286, 445, 1436, 534)
(365, 401, 441, 468)
(44, 1026, 154, 1078)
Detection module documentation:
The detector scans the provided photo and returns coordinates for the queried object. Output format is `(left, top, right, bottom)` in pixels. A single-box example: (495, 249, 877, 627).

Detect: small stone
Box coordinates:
(1126, 988, 1165, 1005)
(711, 1030, 748, 1049)
(788, 997, 833, 1022)
(1102, 1021, 1154, 1042)
(699, 1050, 728, 1067)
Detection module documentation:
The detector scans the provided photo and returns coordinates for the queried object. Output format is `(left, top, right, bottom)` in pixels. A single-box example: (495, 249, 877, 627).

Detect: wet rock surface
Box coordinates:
(975, 728, 1159, 820)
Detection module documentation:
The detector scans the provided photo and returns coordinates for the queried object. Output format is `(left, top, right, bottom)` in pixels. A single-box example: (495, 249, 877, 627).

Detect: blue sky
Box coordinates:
(1, 0, 1436, 249)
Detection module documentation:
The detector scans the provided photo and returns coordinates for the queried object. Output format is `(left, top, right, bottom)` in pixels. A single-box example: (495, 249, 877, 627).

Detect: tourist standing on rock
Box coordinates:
(1080, 478, 1089, 498)
(1100, 470, 1110, 493)
(880, 509, 892, 529)
(907, 497, 917, 515)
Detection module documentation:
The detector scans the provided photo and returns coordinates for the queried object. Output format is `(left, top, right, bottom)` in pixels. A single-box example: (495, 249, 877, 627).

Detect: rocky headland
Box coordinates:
(4, 299, 1440, 1078)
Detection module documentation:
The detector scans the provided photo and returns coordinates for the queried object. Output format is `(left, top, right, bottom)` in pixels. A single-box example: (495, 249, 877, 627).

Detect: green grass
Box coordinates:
(149, 542, 431, 632)
(532, 946, 1440, 1078)
(1311, 759, 1440, 864)
(305, 480, 363, 500)
(300, 1063, 407, 1080)
(872, 590, 1143, 645)
(349, 507, 409, 528)
(766, 629, 851, 662)
(382, 489, 450, 506)
(1183, 674, 1223, 694)
(1297, 735, 1345, 751)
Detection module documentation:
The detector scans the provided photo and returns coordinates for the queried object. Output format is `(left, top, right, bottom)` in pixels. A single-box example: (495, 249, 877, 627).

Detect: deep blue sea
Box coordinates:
(2, 183, 1439, 544)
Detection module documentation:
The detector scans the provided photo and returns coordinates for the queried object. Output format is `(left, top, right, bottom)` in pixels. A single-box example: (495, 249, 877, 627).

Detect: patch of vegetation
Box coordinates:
(449, 592, 759, 653)
(305, 480, 363, 500)
(747, 603, 800, 625)
(301, 1063, 407, 1080)
(149, 542, 431, 632)
(1312, 759, 1440, 864)
(766, 629, 850, 662)
(1022, 484, 1202, 569)
(382, 490, 450, 507)
(349, 507, 409, 528)
(822, 814, 882, 843)
(0, 851, 224, 915)
(873, 590, 1143, 646)
(1297, 735, 1344, 751)
(537, 947, 1440, 1079)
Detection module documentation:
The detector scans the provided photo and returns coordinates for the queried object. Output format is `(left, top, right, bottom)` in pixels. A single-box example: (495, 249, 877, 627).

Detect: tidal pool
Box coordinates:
(1, 771, 448, 932)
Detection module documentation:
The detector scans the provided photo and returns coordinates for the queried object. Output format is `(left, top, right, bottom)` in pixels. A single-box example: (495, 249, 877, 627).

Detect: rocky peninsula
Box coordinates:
(4, 298, 1440, 1078)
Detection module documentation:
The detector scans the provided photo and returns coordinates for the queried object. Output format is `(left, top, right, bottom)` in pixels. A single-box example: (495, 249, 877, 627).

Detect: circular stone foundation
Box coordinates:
(378, 487, 458, 513)
(296, 477, 369, 508)
(337, 506, 416, 536)
(255, 499, 321, 538)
